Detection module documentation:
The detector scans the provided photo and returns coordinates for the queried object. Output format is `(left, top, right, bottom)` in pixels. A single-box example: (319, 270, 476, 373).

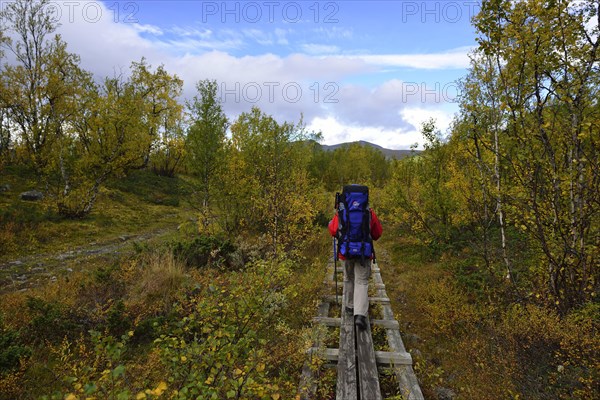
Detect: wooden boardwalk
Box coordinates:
(299, 259, 424, 399)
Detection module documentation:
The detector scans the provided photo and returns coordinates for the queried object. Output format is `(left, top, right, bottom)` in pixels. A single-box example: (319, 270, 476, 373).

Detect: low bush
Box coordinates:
(169, 234, 237, 269)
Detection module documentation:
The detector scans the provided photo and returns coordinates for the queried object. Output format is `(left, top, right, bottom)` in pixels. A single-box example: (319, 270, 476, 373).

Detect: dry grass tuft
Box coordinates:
(128, 251, 188, 316)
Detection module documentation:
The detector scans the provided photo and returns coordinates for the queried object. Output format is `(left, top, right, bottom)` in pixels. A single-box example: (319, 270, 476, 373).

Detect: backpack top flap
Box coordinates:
(341, 185, 369, 242)
(342, 184, 369, 197)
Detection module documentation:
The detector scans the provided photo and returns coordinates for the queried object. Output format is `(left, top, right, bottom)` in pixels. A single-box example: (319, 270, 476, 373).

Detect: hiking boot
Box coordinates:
(354, 315, 367, 330)
(345, 306, 354, 314)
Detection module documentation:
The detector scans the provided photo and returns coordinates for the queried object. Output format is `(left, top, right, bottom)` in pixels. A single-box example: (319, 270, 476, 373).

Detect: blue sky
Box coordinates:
(7, 1, 481, 149)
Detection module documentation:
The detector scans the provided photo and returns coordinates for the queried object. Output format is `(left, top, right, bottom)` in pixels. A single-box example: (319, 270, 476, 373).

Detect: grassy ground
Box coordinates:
(0, 166, 331, 399)
(0, 167, 199, 291)
(378, 229, 599, 400)
(0, 166, 196, 262)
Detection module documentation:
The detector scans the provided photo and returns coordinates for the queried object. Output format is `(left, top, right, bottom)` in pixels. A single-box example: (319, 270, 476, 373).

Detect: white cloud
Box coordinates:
(308, 115, 423, 150)
(41, 1, 464, 149)
(275, 28, 289, 45)
(243, 29, 273, 46)
(301, 43, 340, 55)
(132, 23, 163, 36)
(400, 107, 455, 136)
(313, 27, 353, 40)
(340, 46, 475, 70)
(170, 27, 213, 39)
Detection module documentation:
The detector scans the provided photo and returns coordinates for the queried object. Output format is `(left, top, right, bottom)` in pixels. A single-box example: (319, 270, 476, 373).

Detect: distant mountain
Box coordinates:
(319, 140, 418, 160)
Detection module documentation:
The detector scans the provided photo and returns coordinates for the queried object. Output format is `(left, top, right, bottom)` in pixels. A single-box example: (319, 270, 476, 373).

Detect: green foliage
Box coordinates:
(106, 300, 132, 337)
(224, 107, 320, 253)
(308, 142, 391, 190)
(25, 297, 78, 343)
(106, 169, 181, 206)
(0, 315, 31, 373)
(382, 120, 457, 243)
(169, 234, 237, 269)
(186, 79, 229, 229)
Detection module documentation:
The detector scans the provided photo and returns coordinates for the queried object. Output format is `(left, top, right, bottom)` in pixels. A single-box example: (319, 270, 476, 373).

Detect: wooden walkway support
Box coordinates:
(300, 259, 424, 399)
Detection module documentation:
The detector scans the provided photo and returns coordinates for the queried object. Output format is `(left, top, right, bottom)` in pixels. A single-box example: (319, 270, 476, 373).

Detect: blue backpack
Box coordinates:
(337, 185, 373, 262)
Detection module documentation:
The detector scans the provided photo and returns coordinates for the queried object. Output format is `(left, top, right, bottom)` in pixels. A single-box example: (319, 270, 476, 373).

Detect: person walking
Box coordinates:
(328, 185, 382, 330)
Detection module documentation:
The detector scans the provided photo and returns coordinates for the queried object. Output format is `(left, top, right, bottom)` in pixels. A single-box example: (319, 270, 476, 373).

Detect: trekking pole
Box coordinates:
(333, 192, 340, 305)
(333, 236, 338, 305)
(372, 243, 377, 265)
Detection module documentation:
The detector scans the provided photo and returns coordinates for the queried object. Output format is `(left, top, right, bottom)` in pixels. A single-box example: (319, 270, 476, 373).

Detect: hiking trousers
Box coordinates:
(343, 258, 371, 317)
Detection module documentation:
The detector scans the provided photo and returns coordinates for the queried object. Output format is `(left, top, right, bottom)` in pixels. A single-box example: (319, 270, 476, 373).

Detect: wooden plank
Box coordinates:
(368, 296, 391, 304)
(307, 348, 412, 367)
(325, 281, 386, 290)
(307, 347, 338, 362)
(312, 317, 399, 330)
(336, 286, 357, 400)
(313, 316, 341, 327)
(356, 315, 383, 400)
(374, 351, 413, 366)
(371, 319, 400, 329)
(324, 295, 390, 305)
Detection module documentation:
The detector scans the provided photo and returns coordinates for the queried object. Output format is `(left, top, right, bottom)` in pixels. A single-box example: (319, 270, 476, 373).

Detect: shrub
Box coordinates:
(0, 315, 31, 373)
(25, 297, 78, 343)
(170, 235, 236, 269)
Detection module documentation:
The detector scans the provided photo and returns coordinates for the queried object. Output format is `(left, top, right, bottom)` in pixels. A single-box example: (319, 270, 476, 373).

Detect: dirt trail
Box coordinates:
(0, 225, 176, 293)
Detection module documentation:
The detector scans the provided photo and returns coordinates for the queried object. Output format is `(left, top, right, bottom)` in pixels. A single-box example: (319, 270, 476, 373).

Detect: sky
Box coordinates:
(2, 0, 482, 149)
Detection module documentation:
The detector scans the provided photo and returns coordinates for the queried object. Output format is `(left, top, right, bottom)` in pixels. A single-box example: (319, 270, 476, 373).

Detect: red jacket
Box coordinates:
(328, 209, 382, 260)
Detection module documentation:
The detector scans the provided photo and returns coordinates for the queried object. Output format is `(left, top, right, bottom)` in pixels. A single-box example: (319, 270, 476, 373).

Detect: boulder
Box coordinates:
(20, 190, 44, 201)
(435, 386, 457, 400)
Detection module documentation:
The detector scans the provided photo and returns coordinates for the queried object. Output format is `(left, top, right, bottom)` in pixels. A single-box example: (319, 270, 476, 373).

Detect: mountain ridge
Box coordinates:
(319, 140, 418, 159)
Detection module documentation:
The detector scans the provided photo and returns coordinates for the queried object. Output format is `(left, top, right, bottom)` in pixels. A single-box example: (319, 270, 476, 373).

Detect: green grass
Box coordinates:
(0, 167, 197, 263)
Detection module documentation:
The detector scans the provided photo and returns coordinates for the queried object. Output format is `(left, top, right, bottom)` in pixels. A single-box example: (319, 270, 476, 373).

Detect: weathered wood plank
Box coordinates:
(336, 286, 357, 400)
(313, 317, 399, 330)
(307, 348, 412, 367)
(356, 315, 383, 400)
(371, 319, 400, 329)
(369, 296, 391, 304)
(323, 295, 390, 305)
(325, 281, 386, 290)
(313, 316, 341, 326)
(374, 351, 413, 366)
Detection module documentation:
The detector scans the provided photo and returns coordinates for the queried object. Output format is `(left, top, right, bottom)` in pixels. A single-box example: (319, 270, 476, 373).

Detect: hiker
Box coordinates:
(329, 185, 382, 330)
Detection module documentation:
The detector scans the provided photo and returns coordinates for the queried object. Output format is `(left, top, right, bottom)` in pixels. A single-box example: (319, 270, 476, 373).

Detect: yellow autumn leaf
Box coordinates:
(65, 394, 78, 400)
(272, 394, 281, 400)
(136, 393, 147, 400)
(148, 381, 167, 396)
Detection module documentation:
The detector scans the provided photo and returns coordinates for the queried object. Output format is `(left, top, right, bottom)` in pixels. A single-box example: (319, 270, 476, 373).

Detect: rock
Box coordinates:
(435, 386, 457, 400)
(20, 190, 44, 201)
(30, 267, 45, 273)
(15, 275, 28, 281)
(404, 332, 421, 344)
(410, 348, 423, 360)
(0, 183, 10, 192)
(66, 268, 73, 273)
